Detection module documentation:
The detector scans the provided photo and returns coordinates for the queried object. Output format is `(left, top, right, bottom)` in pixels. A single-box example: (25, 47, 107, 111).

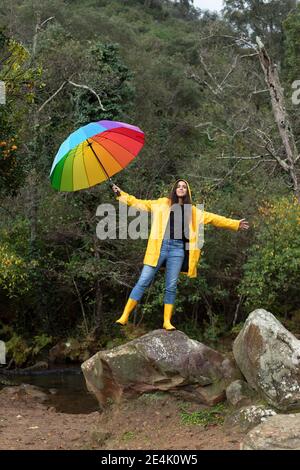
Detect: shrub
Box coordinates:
(238, 195, 300, 315)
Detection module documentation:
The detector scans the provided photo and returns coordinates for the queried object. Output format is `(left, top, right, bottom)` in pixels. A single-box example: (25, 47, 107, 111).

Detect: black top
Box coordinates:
(164, 204, 189, 242)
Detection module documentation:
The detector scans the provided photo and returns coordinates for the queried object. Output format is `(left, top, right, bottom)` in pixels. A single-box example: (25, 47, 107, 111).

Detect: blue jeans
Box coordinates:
(129, 238, 185, 305)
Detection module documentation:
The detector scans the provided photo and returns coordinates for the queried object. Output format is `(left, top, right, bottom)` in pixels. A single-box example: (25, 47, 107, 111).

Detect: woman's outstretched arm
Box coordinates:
(112, 184, 154, 212)
(196, 206, 249, 231)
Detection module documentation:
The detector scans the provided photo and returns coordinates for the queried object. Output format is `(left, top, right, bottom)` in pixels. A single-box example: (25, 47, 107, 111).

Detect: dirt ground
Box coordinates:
(0, 388, 245, 450)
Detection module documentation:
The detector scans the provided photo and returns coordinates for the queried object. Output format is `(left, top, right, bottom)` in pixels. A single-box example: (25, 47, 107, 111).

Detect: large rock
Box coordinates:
(0, 340, 5, 364)
(233, 309, 300, 411)
(49, 339, 90, 363)
(242, 414, 300, 450)
(81, 329, 241, 406)
(0, 384, 49, 404)
(226, 379, 257, 408)
(224, 405, 277, 433)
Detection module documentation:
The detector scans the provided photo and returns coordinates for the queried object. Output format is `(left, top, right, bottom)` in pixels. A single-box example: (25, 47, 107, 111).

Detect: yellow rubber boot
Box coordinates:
(116, 298, 138, 325)
(163, 304, 176, 330)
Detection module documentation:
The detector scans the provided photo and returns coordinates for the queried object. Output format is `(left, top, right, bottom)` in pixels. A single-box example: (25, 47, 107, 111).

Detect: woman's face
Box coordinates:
(176, 180, 188, 198)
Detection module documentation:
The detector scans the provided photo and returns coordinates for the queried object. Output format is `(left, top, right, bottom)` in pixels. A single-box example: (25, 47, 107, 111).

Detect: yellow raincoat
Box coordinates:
(116, 180, 241, 278)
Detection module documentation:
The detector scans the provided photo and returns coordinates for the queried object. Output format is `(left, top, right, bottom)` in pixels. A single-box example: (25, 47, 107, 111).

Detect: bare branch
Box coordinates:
(256, 36, 265, 50)
(240, 160, 264, 177)
(38, 78, 106, 113)
(220, 55, 239, 87)
(217, 155, 269, 160)
(232, 294, 245, 327)
(33, 15, 55, 56)
(192, 47, 259, 97)
(198, 53, 223, 94)
(203, 130, 214, 141)
(260, 162, 278, 193)
(37, 81, 67, 113)
(68, 80, 105, 111)
(254, 128, 291, 172)
(240, 52, 259, 59)
(195, 121, 212, 128)
(210, 159, 242, 191)
(199, 34, 257, 50)
(40, 16, 55, 29)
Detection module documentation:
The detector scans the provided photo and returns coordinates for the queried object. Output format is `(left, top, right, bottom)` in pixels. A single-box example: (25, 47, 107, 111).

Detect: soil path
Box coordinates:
(0, 388, 244, 450)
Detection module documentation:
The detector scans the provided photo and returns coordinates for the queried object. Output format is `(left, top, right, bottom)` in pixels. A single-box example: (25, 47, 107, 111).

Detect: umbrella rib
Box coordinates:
(81, 142, 91, 188)
(71, 148, 76, 191)
(86, 139, 110, 180)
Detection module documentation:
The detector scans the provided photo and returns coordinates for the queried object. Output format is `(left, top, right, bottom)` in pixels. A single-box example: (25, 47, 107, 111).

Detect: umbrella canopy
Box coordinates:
(50, 120, 144, 191)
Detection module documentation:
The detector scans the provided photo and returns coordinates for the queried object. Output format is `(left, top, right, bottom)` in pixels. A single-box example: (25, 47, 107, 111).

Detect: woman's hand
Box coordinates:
(111, 184, 121, 195)
(238, 219, 250, 231)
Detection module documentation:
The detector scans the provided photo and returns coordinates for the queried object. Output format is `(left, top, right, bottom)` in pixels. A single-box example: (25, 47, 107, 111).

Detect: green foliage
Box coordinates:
(280, 309, 300, 335)
(5, 334, 31, 366)
(0, 242, 29, 298)
(0, 29, 40, 195)
(5, 333, 52, 366)
(72, 42, 135, 125)
(180, 403, 226, 427)
(138, 391, 167, 402)
(283, 3, 300, 83)
(31, 334, 53, 355)
(201, 310, 227, 345)
(105, 337, 127, 349)
(238, 196, 300, 315)
(122, 431, 135, 441)
(230, 322, 244, 337)
(223, 0, 298, 61)
(0, 0, 299, 352)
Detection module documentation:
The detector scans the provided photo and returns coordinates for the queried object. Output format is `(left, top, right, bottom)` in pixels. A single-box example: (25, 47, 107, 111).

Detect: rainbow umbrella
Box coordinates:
(50, 120, 144, 192)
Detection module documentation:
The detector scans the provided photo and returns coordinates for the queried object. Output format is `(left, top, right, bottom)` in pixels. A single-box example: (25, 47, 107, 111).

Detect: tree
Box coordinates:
(71, 42, 134, 125)
(0, 29, 39, 197)
(283, 2, 300, 83)
(238, 195, 300, 316)
(223, 0, 298, 62)
(255, 36, 300, 201)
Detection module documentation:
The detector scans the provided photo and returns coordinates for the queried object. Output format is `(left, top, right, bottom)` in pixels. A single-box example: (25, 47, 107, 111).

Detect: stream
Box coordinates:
(0, 367, 99, 414)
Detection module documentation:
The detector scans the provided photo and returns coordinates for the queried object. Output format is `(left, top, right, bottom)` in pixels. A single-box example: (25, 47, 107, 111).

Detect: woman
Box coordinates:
(112, 179, 249, 330)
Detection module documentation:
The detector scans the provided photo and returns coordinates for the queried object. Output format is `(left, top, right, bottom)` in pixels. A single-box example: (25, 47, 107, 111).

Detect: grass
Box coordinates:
(138, 392, 167, 402)
(179, 403, 226, 427)
(122, 431, 135, 441)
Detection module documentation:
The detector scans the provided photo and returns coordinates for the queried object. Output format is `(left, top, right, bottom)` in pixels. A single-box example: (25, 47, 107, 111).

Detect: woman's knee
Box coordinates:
(138, 277, 151, 289)
(138, 268, 155, 288)
(165, 281, 178, 295)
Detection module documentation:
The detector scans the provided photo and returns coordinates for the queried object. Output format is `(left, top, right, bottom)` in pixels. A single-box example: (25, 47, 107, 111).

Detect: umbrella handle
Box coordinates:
(109, 178, 121, 197)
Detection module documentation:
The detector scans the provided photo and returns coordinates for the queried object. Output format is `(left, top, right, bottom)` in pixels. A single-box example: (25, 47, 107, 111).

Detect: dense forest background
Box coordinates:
(1, 0, 300, 366)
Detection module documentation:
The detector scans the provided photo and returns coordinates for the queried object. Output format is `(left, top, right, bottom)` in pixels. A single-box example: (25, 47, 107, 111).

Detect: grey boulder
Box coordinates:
(242, 413, 300, 450)
(81, 329, 241, 406)
(233, 309, 300, 410)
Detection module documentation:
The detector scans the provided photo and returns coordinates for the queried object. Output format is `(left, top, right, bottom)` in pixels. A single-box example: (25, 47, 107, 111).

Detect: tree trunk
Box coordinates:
(256, 36, 300, 201)
(94, 279, 103, 329)
(93, 235, 103, 329)
(28, 14, 40, 255)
